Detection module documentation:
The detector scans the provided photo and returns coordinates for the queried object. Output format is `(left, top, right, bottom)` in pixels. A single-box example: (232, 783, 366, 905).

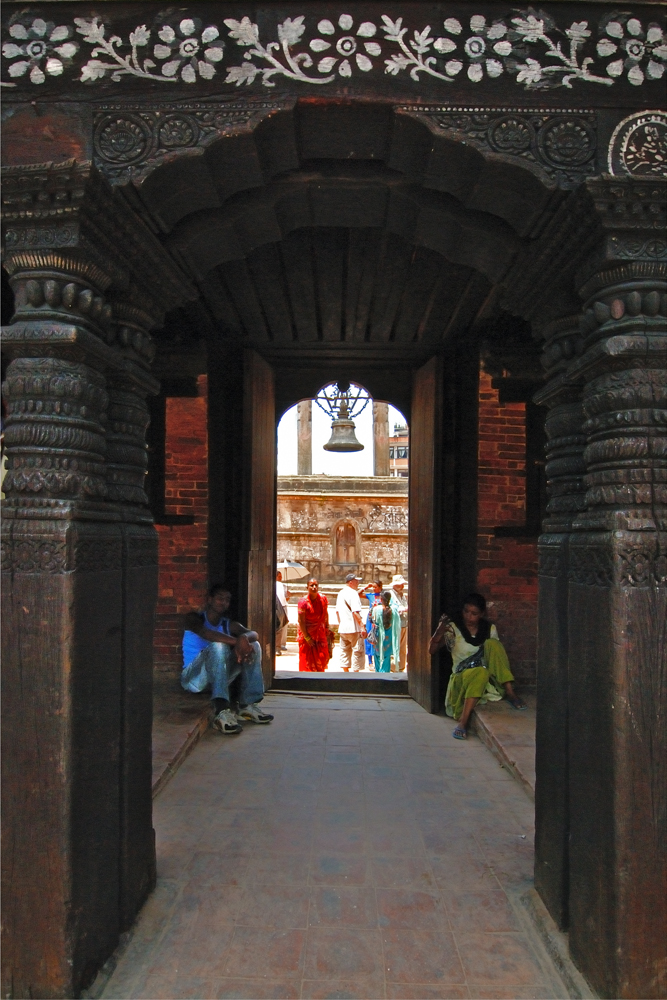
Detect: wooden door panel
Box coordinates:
(244, 350, 277, 689)
(408, 356, 442, 713)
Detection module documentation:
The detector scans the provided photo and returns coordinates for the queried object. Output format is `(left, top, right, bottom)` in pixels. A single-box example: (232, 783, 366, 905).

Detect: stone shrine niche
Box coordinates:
(335, 521, 357, 565)
(276, 476, 408, 584)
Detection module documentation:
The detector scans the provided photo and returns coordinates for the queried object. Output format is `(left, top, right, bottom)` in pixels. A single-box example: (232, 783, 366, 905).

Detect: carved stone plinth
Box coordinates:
(1, 161, 191, 998)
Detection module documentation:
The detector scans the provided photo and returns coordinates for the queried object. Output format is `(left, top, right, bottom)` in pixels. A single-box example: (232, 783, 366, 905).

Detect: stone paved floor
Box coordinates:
(100, 694, 568, 1000)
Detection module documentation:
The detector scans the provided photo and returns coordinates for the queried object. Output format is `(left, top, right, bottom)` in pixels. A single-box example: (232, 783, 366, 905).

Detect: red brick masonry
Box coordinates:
(154, 369, 538, 683)
(477, 371, 538, 685)
(154, 375, 209, 672)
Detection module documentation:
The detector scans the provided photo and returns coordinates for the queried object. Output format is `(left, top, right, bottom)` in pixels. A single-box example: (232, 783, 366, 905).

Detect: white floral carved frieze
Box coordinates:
(2, 8, 666, 90)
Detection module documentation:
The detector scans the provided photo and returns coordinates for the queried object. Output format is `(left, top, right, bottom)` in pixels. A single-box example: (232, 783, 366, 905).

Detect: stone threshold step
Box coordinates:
(271, 671, 409, 695)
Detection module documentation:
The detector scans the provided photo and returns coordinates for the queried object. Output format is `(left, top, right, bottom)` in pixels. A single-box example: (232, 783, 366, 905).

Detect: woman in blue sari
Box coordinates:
(370, 591, 400, 673)
(362, 580, 383, 667)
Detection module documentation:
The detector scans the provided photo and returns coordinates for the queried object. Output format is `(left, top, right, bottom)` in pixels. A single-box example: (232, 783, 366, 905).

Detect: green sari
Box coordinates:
(444, 626, 514, 719)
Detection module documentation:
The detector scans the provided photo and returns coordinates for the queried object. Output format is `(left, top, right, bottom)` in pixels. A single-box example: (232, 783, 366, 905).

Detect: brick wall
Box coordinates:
(476, 369, 538, 686)
(154, 376, 209, 673)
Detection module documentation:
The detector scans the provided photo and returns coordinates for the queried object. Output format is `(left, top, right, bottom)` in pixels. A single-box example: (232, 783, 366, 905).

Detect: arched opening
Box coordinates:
(146, 100, 550, 709)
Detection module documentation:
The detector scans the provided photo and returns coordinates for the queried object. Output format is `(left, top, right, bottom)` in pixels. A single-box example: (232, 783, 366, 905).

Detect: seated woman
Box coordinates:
(297, 578, 331, 672)
(370, 590, 401, 673)
(429, 592, 525, 740)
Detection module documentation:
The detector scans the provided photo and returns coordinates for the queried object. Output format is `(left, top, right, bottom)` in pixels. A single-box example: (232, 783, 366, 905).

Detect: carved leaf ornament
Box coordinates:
(2, 9, 666, 89)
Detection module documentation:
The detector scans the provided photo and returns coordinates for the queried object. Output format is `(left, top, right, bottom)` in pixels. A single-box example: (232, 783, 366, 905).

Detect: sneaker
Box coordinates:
(237, 704, 274, 724)
(212, 709, 243, 735)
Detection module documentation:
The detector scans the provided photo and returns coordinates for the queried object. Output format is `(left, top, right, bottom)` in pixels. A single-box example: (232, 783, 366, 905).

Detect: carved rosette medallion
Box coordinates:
(608, 110, 667, 178)
(407, 108, 597, 186)
(92, 104, 282, 180)
(95, 113, 155, 165)
(538, 118, 596, 169)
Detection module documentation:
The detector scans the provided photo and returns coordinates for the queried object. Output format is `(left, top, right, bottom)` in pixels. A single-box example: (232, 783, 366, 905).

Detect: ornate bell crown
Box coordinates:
(316, 381, 369, 453)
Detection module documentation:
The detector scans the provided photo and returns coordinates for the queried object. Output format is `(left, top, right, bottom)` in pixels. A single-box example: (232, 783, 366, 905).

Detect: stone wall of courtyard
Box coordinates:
(277, 476, 408, 585)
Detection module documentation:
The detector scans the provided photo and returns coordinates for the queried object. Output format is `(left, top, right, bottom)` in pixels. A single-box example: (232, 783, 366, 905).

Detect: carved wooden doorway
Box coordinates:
(407, 356, 442, 712)
(244, 350, 277, 691)
(246, 351, 442, 708)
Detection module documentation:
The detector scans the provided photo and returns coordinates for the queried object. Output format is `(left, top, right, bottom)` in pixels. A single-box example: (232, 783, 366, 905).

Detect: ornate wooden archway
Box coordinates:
(2, 4, 666, 997)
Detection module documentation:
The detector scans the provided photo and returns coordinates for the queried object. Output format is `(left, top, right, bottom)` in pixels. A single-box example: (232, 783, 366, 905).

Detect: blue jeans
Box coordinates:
(181, 641, 265, 706)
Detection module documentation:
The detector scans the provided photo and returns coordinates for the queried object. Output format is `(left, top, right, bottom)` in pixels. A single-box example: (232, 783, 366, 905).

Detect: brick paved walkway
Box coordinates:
(100, 694, 568, 1000)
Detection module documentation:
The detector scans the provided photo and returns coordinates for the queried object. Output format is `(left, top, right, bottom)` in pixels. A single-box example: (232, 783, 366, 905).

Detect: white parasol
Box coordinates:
(276, 559, 309, 581)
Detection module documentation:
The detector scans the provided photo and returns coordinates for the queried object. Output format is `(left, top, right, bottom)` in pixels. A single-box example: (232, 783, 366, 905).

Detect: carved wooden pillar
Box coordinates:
(0, 161, 193, 998)
(508, 174, 666, 999)
(564, 179, 666, 1000)
(533, 317, 587, 931)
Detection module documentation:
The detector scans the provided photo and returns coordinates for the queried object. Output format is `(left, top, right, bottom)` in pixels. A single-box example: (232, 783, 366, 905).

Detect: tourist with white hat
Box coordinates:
(390, 574, 408, 672)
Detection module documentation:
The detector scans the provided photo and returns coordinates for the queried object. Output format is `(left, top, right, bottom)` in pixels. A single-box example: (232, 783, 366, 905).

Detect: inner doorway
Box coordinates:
(240, 350, 445, 713)
(275, 384, 410, 680)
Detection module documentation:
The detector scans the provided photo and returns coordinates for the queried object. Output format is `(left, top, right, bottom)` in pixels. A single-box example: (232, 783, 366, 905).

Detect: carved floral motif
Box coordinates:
(597, 13, 666, 86)
(2, 17, 78, 83)
(1, 533, 68, 573)
(2, 9, 666, 90)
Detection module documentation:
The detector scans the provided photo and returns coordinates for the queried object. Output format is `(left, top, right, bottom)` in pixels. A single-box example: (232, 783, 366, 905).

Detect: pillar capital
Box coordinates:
(502, 175, 666, 337)
(1, 158, 190, 519)
(2, 158, 195, 338)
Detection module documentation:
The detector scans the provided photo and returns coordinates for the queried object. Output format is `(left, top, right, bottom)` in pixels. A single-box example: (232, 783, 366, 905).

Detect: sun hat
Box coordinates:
(391, 574, 407, 586)
(345, 573, 362, 582)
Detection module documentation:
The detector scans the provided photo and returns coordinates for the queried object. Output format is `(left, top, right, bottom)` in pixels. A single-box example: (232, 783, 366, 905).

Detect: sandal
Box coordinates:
(452, 726, 467, 740)
(509, 697, 527, 710)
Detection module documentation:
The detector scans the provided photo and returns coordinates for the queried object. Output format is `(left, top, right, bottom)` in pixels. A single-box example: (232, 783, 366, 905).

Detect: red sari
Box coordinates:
(297, 592, 330, 672)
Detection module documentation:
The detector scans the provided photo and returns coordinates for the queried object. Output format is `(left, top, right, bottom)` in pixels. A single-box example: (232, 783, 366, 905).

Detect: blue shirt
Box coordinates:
(182, 614, 231, 668)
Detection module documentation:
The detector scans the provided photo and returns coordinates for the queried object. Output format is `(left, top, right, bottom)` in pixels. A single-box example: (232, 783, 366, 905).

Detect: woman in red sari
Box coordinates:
(298, 578, 331, 672)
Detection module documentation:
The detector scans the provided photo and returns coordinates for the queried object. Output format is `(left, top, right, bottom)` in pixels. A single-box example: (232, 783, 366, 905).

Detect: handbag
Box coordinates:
(453, 647, 485, 675)
(367, 607, 379, 648)
(326, 628, 335, 658)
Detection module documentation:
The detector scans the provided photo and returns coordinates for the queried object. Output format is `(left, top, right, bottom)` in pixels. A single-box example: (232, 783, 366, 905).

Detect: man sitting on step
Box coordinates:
(181, 583, 274, 735)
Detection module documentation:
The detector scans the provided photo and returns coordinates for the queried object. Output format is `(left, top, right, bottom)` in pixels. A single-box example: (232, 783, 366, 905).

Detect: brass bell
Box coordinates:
(323, 398, 364, 452)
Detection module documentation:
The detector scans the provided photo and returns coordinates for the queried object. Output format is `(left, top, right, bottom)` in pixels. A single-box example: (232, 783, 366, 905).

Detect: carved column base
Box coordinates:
(1, 524, 158, 996)
(1, 517, 124, 998)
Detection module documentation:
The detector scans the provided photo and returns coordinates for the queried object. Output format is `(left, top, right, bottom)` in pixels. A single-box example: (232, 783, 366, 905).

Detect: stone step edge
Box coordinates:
(469, 708, 535, 803)
(151, 709, 210, 799)
(519, 889, 598, 1000)
(266, 689, 410, 699)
